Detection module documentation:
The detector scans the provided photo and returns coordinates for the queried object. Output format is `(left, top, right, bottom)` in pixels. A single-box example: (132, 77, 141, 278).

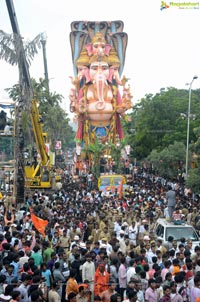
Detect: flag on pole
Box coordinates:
(118, 179, 123, 199)
(30, 208, 48, 237)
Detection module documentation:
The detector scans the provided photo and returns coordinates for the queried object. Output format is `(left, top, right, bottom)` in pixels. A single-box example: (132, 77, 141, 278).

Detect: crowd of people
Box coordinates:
(0, 170, 200, 302)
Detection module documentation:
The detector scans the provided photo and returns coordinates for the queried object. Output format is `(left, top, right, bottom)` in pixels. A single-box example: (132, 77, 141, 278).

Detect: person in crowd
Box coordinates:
(40, 262, 53, 289)
(30, 246, 42, 269)
(170, 281, 183, 302)
(10, 290, 21, 302)
(52, 262, 66, 298)
(2, 167, 200, 302)
(133, 280, 144, 302)
(118, 257, 127, 299)
(145, 279, 158, 302)
(48, 281, 61, 302)
(124, 289, 138, 302)
(68, 292, 78, 302)
(18, 274, 32, 302)
(76, 285, 88, 302)
(100, 280, 117, 302)
(94, 263, 110, 296)
(66, 269, 79, 300)
(0, 284, 14, 302)
(82, 253, 95, 291)
(166, 185, 176, 222)
(159, 285, 171, 302)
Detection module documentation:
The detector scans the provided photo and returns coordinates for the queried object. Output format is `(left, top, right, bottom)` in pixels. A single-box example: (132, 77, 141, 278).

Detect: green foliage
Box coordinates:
(127, 88, 200, 161)
(0, 30, 42, 66)
(83, 140, 106, 179)
(186, 168, 200, 193)
(147, 141, 186, 178)
(106, 142, 124, 173)
(6, 79, 75, 151)
(123, 87, 200, 190)
(44, 105, 75, 150)
(0, 136, 14, 161)
(5, 84, 21, 102)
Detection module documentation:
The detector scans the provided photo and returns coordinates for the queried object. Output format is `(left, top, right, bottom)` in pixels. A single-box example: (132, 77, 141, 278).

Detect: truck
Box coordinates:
(98, 174, 130, 195)
(24, 99, 60, 189)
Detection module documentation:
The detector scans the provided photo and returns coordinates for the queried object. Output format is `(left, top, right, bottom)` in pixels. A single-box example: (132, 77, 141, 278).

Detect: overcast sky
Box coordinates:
(0, 0, 200, 116)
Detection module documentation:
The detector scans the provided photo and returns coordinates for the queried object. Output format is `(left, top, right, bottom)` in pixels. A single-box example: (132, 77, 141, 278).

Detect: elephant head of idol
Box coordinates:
(85, 32, 111, 57)
(88, 55, 111, 111)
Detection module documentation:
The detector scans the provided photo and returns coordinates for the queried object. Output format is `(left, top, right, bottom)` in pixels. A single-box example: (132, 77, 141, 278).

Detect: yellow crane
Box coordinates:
(24, 99, 60, 189)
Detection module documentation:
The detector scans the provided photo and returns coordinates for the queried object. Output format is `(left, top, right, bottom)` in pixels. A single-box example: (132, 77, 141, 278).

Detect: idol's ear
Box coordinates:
(85, 44, 93, 56)
(104, 44, 112, 56)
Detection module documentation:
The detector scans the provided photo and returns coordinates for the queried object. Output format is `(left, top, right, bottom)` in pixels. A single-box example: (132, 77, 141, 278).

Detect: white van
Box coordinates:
(154, 218, 200, 248)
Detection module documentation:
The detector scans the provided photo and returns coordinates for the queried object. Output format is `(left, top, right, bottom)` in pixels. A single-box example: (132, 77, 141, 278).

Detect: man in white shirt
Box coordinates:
(127, 259, 136, 283)
(82, 253, 95, 291)
(114, 219, 122, 239)
(100, 238, 113, 256)
(128, 221, 138, 246)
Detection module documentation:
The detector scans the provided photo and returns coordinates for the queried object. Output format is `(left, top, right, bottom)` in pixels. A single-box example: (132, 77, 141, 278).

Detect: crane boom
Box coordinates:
(30, 99, 49, 167)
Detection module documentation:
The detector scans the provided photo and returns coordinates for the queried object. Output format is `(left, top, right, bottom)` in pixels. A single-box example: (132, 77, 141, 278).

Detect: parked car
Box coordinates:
(154, 218, 200, 248)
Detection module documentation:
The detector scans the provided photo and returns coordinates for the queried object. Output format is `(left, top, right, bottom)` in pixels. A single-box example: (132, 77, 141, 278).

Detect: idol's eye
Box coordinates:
(91, 66, 98, 71)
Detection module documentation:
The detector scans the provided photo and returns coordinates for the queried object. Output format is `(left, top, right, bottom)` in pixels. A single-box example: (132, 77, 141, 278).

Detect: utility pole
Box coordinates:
(5, 0, 34, 203)
(40, 33, 50, 94)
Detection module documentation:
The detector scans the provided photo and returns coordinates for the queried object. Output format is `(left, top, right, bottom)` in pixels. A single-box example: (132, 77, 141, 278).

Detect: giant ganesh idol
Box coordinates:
(69, 21, 133, 146)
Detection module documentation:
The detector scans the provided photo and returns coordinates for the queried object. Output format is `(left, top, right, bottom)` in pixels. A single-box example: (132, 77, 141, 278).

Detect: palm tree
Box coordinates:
(0, 30, 42, 66)
(0, 29, 42, 202)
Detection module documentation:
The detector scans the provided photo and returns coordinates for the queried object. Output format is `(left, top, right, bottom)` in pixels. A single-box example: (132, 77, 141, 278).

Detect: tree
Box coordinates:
(186, 169, 200, 193)
(105, 141, 124, 174)
(6, 79, 75, 154)
(147, 141, 187, 179)
(83, 140, 107, 181)
(0, 30, 42, 66)
(128, 88, 200, 161)
(186, 126, 200, 193)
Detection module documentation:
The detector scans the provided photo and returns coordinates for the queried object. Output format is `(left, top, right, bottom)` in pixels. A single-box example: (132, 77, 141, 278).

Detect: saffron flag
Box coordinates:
(118, 179, 123, 199)
(30, 208, 48, 237)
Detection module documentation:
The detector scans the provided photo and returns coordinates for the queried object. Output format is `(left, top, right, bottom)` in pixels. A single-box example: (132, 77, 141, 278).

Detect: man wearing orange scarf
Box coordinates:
(94, 263, 110, 296)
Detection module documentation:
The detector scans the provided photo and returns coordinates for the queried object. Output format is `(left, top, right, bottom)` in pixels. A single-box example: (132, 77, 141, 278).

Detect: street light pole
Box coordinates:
(185, 75, 198, 179)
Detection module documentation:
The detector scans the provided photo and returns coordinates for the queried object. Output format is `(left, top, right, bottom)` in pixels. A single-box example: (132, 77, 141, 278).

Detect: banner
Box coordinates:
(55, 140, 62, 150)
(0, 104, 15, 109)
